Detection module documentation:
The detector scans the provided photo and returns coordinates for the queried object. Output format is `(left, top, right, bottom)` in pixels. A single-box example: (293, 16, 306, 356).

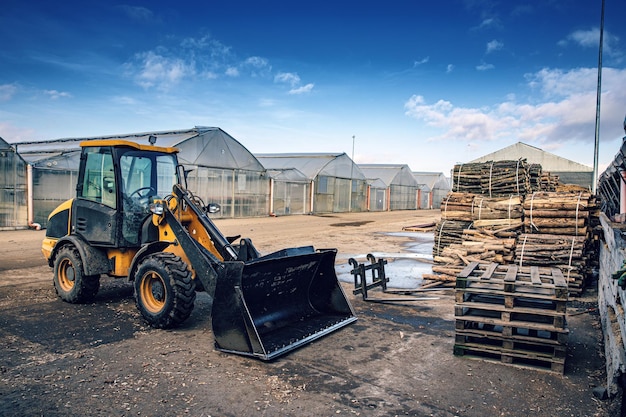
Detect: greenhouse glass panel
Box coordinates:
(273, 181, 309, 215)
(0, 148, 27, 228)
(390, 185, 417, 210)
(32, 169, 76, 227)
(187, 167, 268, 218)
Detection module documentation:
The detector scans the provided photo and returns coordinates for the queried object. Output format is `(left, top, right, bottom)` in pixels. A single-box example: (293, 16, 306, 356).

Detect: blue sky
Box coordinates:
(1, 1, 625, 174)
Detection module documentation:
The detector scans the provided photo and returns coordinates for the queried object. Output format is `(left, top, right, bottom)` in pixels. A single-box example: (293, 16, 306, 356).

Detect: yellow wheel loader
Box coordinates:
(42, 139, 356, 360)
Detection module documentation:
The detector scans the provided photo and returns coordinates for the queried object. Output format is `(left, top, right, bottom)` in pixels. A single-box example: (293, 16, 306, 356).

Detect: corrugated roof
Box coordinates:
(469, 141, 593, 172)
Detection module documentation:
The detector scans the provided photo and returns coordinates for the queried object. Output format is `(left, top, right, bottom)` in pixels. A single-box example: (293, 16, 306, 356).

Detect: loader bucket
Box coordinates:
(211, 247, 357, 360)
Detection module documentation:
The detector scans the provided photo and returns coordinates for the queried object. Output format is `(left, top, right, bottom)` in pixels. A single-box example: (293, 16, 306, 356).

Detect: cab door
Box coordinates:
(73, 146, 119, 246)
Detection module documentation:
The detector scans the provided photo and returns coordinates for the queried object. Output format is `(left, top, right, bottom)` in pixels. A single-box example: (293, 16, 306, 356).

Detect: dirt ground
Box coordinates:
(0, 210, 620, 416)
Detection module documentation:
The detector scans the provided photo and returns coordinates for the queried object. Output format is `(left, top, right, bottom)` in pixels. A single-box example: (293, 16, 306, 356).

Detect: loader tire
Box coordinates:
(53, 245, 100, 303)
(134, 252, 196, 329)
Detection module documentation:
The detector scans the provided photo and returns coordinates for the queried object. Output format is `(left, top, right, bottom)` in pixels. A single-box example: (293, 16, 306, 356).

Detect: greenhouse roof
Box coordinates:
(358, 164, 418, 187)
(14, 127, 264, 172)
(412, 171, 451, 190)
(256, 153, 366, 180)
(266, 168, 309, 183)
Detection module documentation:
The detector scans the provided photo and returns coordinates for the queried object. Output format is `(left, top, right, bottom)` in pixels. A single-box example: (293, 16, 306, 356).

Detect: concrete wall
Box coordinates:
(599, 213, 626, 397)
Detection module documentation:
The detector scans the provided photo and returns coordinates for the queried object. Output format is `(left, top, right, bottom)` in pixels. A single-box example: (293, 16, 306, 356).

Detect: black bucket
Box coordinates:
(211, 247, 357, 360)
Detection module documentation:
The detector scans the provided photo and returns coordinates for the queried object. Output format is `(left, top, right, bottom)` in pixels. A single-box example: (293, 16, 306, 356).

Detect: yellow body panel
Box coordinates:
(106, 249, 139, 277)
(42, 237, 57, 261)
(80, 139, 178, 154)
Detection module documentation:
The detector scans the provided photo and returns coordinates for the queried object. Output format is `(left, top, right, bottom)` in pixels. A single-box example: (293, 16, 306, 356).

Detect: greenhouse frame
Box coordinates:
(358, 164, 420, 211)
(412, 172, 451, 209)
(256, 153, 367, 214)
(0, 137, 27, 229)
(14, 127, 268, 225)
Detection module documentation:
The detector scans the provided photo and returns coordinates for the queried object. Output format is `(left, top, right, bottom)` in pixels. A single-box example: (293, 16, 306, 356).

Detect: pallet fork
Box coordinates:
(349, 254, 440, 303)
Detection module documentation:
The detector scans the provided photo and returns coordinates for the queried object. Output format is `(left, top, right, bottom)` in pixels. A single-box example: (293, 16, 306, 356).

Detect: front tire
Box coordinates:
(134, 252, 196, 329)
(53, 245, 100, 303)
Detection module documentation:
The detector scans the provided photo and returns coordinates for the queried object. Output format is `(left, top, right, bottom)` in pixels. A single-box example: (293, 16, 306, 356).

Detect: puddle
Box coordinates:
(336, 231, 435, 289)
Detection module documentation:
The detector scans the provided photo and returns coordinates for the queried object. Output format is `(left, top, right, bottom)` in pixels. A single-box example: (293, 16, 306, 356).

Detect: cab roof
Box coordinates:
(80, 139, 178, 154)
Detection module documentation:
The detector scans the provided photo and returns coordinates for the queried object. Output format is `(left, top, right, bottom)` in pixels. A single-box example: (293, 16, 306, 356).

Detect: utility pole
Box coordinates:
(592, 0, 605, 194)
(349, 135, 355, 212)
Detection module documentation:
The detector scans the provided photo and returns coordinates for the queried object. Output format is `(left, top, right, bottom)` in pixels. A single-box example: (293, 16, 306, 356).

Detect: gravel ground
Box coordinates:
(0, 210, 619, 416)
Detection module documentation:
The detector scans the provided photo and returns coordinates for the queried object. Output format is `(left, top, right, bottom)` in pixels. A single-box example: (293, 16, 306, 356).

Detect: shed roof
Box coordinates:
(469, 142, 592, 172)
(256, 153, 366, 181)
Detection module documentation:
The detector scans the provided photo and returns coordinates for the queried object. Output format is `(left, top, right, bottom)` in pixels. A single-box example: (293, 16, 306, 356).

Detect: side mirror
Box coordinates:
(206, 203, 221, 214)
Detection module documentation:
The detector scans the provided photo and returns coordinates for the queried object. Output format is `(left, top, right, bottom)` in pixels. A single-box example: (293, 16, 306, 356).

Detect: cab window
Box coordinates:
(79, 147, 116, 208)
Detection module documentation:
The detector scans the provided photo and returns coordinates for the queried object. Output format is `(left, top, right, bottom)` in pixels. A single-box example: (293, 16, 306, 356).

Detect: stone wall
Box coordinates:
(599, 213, 626, 396)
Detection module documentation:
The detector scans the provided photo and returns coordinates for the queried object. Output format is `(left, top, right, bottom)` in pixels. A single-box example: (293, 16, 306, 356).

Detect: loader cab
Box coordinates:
(74, 140, 179, 248)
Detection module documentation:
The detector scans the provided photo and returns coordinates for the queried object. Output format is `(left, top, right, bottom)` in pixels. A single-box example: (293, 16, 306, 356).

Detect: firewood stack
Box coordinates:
(528, 164, 542, 191)
(515, 191, 596, 295)
(429, 193, 523, 282)
(452, 159, 532, 197)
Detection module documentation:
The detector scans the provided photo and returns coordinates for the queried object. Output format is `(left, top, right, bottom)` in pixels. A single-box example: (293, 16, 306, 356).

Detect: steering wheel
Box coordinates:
(129, 186, 157, 201)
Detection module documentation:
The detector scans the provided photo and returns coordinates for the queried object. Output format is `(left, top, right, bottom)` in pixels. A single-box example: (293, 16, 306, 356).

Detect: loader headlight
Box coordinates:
(149, 202, 164, 215)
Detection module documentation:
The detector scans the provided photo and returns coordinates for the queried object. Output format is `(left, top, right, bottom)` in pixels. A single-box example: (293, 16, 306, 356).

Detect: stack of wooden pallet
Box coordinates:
(454, 262, 569, 374)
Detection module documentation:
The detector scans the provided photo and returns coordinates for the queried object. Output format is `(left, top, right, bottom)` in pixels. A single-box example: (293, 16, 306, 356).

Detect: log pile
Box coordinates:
(433, 220, 473, 256)
(515, 233, 586, 295)
(431, 193, 522, 281)
(452, 159, 532, 197)
(517, 191, 598, 296)
(429, 188, 599, 296)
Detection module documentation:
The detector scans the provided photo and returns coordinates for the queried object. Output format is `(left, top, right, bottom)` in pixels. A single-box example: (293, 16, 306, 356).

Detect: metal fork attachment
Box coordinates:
(349, 254, 439, 303)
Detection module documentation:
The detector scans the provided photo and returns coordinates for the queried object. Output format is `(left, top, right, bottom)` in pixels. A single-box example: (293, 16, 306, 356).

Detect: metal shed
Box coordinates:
(15, 127, 268, 224)
(0, 137, 27, 229)
(469, 142, 593, 188)
(256, 153, 367, 214)
(358, 164, 419, 211)
(412, 172, 451, 209)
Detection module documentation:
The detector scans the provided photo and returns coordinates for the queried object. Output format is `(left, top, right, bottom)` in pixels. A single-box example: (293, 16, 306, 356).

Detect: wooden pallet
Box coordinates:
(454, 262, 568, 374)
(453, 343, 565, 374)
(456, 262, 569, 301)
(455, 319, 569, 344)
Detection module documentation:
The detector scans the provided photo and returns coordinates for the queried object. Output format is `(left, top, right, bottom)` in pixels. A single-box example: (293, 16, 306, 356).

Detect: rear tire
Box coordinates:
(134, 252, 196, 329)
(53, 245, 100, 303)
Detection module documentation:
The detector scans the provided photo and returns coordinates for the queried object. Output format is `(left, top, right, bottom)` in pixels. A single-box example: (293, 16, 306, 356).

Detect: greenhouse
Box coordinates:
(15, 127, 268, 224)
(412, 172, 451, 209)
(359, 164, 419, 211)
(366, 178, 388, 211)
(256, 153, 367, 214)
(266, 168, 310, 215)
(0, 137, 27, 229)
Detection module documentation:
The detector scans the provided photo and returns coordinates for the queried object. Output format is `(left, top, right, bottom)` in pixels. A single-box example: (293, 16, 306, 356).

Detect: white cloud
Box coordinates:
(133, 51, 194, 90)
(117, 5, 155, 22)
(560, 28, 621, 58)
(225, 67, 239, 77)
(476, 62, 494, 71)
(45, 90, 72, 100)
(404, 67, 626, 147)
(0, 84, 18, 101)
(446, 64, 455, 74)
(414, 57, 430, 67)
(288, 83, 314, 95)
(486, 40, 503, 54)
(274, 72, 301, 87)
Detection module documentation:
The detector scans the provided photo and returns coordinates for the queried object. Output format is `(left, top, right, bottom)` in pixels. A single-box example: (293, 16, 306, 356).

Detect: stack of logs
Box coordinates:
(430, 192, 523, 281)
(515, 191, 599, 296)
(452, 159, 533, 196)
(428, 164, 599, 296)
